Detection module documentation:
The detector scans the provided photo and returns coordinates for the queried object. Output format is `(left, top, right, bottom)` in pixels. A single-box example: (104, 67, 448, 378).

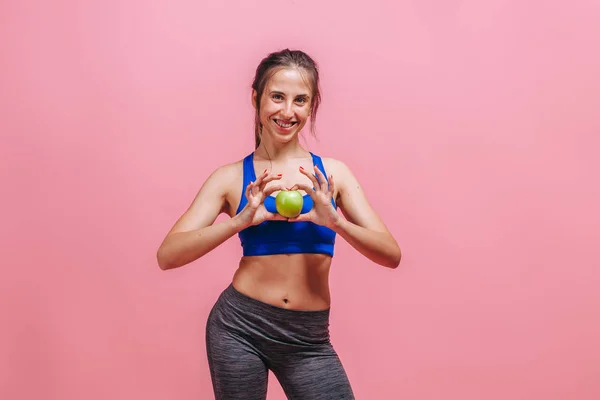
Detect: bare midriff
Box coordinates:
(231, 253, 332, 311)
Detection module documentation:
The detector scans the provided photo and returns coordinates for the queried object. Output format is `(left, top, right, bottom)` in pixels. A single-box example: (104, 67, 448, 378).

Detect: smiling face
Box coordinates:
(253, 67, 313, 146)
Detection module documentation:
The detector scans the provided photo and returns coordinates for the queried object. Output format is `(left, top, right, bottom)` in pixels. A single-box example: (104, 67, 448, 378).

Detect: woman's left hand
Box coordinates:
(288, 165, 340, 229)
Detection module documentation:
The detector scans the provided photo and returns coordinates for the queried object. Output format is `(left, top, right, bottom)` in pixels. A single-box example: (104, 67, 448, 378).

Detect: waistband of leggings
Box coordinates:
(222, 283, 331, 322)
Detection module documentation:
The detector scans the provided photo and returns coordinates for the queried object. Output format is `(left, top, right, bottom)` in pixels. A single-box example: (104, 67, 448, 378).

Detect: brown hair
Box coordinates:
(251, 49, 322, 149)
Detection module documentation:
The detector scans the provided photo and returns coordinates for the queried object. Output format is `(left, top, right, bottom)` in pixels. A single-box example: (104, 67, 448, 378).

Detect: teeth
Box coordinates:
(276, 120, 294, 128)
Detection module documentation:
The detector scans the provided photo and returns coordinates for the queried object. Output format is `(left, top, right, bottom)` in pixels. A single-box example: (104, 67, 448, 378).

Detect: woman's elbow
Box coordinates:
(157, 247, 175, 270)
(392, 250, 402, 268)
(387, 243, 402, 269)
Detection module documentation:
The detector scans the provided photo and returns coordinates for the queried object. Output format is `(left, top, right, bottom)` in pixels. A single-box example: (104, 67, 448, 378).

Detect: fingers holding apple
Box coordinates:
(299, 165, 332, 192)
(286, 181, 339, 227)
(299, 165, 321, 190)
(239, 172, 287, 226)
(246, 165, 337, 226)
(312, 165, 331, 192)
(246, 171, 282, 199)
(258, 171, 283, 192)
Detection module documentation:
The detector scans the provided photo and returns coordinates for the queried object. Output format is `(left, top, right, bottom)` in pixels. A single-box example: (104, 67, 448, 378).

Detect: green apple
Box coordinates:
(275, 190, 304, 218)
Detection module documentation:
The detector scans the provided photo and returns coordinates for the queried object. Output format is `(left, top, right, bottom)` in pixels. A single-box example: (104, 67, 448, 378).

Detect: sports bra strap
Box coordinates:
(310, 152, 330, 183)
(236, 153, 255, 214)
(242, 153, 255, 185)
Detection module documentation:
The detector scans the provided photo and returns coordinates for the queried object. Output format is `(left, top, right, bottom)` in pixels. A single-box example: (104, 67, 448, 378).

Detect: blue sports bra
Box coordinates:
(235, 152, 337, 257)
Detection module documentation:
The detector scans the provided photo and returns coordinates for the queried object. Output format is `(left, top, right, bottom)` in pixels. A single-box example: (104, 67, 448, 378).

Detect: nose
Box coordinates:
(280, 101, 294, 119)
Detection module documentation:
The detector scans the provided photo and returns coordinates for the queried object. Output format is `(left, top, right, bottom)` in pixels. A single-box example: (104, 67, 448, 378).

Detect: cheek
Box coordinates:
(259, 101, 277, 117)
(298, 108, 311, 120)
(260, 111, 275, 126)
(256, 106, 270, 122)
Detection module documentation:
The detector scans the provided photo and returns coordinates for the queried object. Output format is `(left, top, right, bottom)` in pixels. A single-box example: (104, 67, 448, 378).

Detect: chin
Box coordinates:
(268, 133, 296, 145)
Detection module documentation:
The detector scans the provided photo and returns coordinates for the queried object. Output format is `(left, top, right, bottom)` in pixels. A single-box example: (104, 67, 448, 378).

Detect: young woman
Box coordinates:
(157, 49, 401, 400)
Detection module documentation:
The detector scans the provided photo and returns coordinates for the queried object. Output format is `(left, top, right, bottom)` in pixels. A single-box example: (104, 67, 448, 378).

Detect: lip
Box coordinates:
(273, 119, 298, 132)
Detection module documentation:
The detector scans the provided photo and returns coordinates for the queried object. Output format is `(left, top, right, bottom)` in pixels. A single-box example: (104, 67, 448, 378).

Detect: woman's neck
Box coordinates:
(255, 138, 309, 161)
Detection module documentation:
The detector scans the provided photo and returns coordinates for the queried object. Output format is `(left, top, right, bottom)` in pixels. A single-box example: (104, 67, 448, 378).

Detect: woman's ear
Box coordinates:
(251, 90, 258, 109)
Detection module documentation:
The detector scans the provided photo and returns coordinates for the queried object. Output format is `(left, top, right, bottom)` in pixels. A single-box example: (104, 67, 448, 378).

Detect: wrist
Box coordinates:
(230, 214, 250, 232)
(329, 214, 346, 233)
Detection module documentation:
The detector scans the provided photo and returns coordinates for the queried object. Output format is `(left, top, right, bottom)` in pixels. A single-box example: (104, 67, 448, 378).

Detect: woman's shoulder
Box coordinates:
(317, 155, 363, 192)
(203, 154, 248, 184)
(318, 155, 351, 176)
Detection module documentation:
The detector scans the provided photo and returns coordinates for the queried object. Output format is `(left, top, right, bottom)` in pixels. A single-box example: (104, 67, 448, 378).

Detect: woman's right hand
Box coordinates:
(235, 170, 287, 228)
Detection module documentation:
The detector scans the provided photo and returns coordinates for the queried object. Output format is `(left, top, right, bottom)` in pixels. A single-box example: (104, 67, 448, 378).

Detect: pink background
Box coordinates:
(2, 1, 599, 399)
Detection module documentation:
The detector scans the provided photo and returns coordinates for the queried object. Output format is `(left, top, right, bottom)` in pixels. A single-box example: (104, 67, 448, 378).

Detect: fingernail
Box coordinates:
(263, 169, 267, 174)
(277, 173, 282, 176)
(299, 166, 304, 170)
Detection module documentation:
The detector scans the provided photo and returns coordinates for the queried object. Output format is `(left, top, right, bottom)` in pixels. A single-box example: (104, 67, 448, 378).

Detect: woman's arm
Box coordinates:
(157, 164, 243, 270)
(330, 159, 402, 269)
(157, 163, 286, 270)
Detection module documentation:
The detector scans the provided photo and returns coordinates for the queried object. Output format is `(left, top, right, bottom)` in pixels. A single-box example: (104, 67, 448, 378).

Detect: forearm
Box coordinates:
(332, 218, 401, 269)
(157, 217, 245, 270)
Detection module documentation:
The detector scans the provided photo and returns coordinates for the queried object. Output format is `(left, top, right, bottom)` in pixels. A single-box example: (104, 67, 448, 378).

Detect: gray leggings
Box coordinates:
(205, 284, 355, 400)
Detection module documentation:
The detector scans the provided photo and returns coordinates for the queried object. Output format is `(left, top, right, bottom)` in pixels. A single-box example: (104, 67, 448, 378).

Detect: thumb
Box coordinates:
(266, 212, 288, 221)
(288, 212, 311, 223)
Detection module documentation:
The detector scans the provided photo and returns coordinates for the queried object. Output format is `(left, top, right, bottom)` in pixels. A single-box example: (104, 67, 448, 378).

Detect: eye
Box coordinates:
(271, 94, 283, 101)
(295, 97, 308, 104)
